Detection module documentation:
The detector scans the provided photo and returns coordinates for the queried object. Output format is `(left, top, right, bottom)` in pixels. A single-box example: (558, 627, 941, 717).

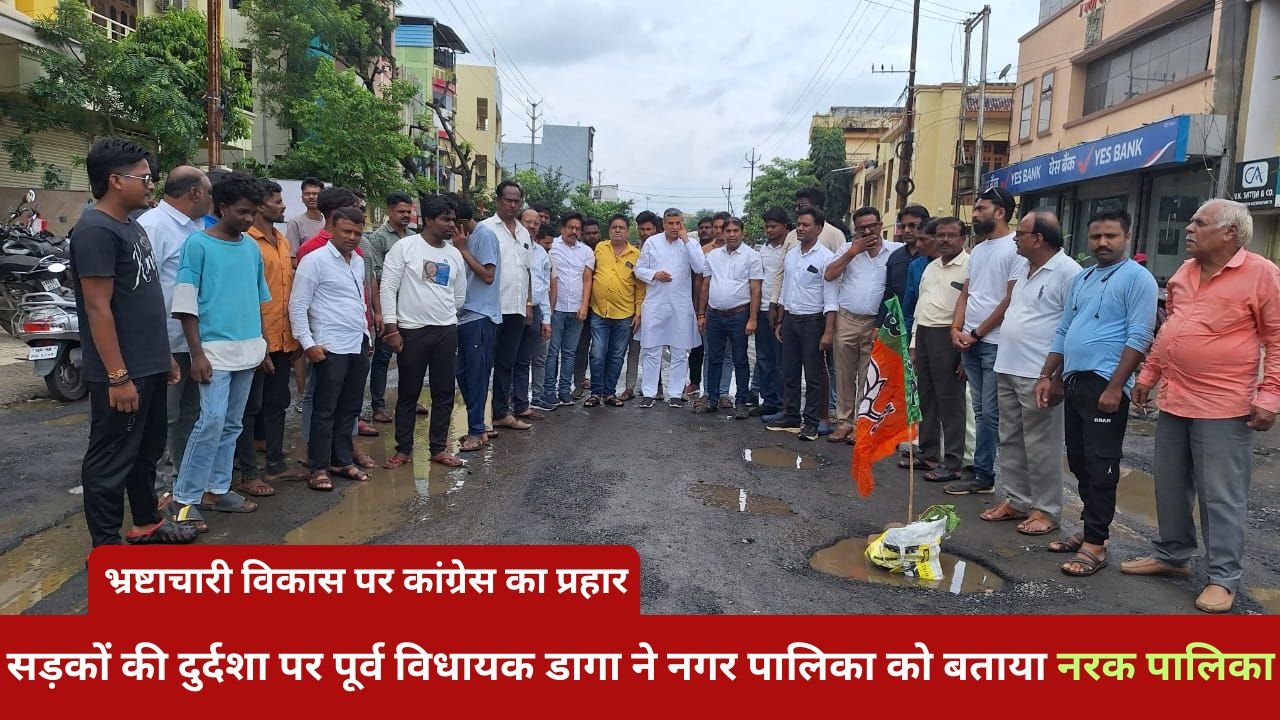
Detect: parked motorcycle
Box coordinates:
(14, 267, 85, 402)
(0, 253, 73, 336)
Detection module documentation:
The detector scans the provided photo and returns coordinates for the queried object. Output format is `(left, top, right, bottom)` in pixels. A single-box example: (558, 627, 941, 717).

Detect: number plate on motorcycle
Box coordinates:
(27, 346, 58, 361)
(41, 279, 61, 292)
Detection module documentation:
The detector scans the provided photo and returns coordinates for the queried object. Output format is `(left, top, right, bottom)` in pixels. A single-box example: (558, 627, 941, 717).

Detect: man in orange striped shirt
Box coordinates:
(1123, 199, 1280, 614)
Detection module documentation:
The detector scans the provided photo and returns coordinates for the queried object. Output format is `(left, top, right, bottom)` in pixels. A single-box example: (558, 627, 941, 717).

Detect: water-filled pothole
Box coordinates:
(743, 446, 820, 470)
(693, 484, 794, 515)
(809, 537, 1004, 594)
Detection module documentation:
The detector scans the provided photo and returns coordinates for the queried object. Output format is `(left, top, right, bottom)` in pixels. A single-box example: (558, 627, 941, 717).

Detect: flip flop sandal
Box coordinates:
(619, 390, 635, 401)
(329, 465, 371, 482)
(431, 452, 465, 467)
(199, 491, 258, 514)
(584, 396, 601, 408)
(163, 502, 208, 533)
(126, 519, 198, 545)
(605, 397, 624, 407)
(308, 471, 334, 491)
(980, 501, 1029, 522)
(354, 454, 378, 469)
(1017, 520, 1061, 536)
(233, 478, 276, 497)
(1048, 532, 1084, 553)
(923, 469, 962, 482)
(459, 437, 486, 452)
(383, 454, 412, 469)
(1061, 548, 1108, 577)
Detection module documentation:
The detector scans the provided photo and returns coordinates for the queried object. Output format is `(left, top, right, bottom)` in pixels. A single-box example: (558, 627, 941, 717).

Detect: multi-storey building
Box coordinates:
(454, 63, 502, 190)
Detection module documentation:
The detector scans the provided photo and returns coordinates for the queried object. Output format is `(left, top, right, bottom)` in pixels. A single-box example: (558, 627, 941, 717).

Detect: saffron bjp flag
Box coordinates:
(852, 297, 920, 497)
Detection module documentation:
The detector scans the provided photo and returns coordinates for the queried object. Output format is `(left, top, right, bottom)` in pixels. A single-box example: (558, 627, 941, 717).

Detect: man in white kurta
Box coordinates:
(634, 209, 708, 407)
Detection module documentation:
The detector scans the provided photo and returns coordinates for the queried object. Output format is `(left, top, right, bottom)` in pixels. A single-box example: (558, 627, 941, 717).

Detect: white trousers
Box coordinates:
(641, 345, 688, 399)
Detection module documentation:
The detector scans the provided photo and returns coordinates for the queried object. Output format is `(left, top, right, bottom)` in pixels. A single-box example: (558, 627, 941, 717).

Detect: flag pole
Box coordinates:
(907, 424, 916, 524)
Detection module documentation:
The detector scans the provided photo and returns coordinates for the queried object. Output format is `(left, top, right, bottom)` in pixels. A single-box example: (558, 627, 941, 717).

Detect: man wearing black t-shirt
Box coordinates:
(72, 138, 197, 547)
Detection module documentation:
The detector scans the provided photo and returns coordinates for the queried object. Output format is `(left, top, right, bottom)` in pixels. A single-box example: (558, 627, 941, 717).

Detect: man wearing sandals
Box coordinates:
(74, 138, 197, 546)
(169, 173, 271, 526)
(290, 207, 376, 490)
(1035, 209, 1157, 577)
(586, 213, 644, 408)
(380, 196, 468, 469)
(981, 211, 1079, 536)
(1122, 200, 1280, 613)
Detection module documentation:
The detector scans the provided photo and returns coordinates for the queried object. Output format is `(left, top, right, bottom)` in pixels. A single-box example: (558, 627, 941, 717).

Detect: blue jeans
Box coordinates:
(457, 319, 498, 436)
(753, 308, 782, 410)
(962, 340, 999, 484)
(590, 315, 631, 398)
(705, 309, 750, 405)
(173, 368, 255, 505)
(543, 311, 583, 403)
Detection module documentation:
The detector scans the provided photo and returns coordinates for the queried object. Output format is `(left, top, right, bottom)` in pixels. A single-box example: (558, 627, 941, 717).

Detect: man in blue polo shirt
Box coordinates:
(452, 197, 502, 453)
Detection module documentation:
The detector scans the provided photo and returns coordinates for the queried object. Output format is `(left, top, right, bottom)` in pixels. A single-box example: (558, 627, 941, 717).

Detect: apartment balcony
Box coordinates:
(88, 8, 132, 40)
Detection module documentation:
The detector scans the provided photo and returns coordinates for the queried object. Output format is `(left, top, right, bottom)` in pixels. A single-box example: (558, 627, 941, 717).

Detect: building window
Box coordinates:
(1083, 8, 1213, 116)
(1018, 82, 1035, 141)
(1038, 71, 1054, 134)
(1038, 0, 1071, 22)
(475, 154, 488, 186)
(476, 98, 489, 132)
(237, 48, 253, 85)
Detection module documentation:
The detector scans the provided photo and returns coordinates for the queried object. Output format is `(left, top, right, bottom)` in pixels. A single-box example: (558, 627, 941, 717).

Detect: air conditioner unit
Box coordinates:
(156, 0, 188, 12)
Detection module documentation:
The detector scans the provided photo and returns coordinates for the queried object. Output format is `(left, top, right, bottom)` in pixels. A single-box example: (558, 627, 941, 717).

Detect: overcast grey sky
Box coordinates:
(402, 0, 1040, 211)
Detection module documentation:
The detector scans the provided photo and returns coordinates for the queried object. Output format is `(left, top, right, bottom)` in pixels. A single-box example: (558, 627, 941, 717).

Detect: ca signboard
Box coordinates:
(1231, 157, 1280, 209)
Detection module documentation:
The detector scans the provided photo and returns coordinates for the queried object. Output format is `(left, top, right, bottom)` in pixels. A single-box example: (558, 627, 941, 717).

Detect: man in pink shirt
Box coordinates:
(1122, 199, 1280, 614)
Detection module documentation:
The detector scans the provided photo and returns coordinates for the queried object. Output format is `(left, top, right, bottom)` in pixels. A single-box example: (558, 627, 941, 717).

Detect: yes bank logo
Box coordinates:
(1243, 161, 1269, 189)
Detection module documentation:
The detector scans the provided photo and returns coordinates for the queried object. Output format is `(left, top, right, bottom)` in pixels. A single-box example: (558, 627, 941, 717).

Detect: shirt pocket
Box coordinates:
(1202, 301, 1253, 334)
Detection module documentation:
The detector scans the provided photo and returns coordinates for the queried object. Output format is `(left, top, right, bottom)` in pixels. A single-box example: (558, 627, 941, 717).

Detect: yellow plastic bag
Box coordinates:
(865, 505, 961, 580)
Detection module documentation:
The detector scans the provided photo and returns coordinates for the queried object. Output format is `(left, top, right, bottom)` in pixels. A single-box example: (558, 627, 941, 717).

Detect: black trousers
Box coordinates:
(688, 343, 704, 389)
(491, 313, 526, 420)
(396, 325, 458, 456)
(83, 373, 167, 547)
(781, 313, 827, 426)
(309, 349, 370, 470)
(1064, 371, 1130, 545)
(916, 326, 966, 471)
(235, 351, 293, 478)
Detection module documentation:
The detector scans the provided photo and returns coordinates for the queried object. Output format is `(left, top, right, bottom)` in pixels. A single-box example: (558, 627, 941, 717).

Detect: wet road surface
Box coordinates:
(4, 378, 1280, 616)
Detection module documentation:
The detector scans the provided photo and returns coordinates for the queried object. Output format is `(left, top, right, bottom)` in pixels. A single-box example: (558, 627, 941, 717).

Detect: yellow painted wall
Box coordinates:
(15, 0, 57, 18)
(1012, 0, 1222, 165)
(454, 64, 502, 188)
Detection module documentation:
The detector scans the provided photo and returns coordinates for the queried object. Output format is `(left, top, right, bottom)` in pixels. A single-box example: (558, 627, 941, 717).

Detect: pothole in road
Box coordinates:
(809, 537, 1004, 595)
(693, 484, 793, 515)
(743, 446, 821, 470)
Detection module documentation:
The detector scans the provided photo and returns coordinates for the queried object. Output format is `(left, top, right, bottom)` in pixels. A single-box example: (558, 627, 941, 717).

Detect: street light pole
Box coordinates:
(973, 5, 991, 195)
(206, 0, 223, 168)
(896, 0, 921, 211)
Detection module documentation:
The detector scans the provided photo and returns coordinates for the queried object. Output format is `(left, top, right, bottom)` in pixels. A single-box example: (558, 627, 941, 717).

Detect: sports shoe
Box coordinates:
(557, 397, 575, 407)
(766, 417, 802, 431)
(668, 397, 685, 408)
(943, 479, 996, 495)
(799, 424, 819, 441)
(531, 399, 558, 412)
(762, 411, 787, 425)
(734, 406, 750, 420)
(639, 397, 656, 408)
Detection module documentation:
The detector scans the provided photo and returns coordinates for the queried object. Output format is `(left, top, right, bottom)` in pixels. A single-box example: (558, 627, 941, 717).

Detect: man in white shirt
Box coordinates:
(542, 213, 595, 407)
(136, 165, 210, 490)
(634, 208, 708, 408)
(379, 196, 468, 470)
(752, 207, 790, 418)
(289, 207, 374, 491)
(515, 209, 553, 418)
(697, 217, 764, 418)
(982, 210, 1080, 534)
(913, 217, 971, 485)
(823, 206, 903, 443)
(947, 186, 1022, 495)
(766, 187, 846, 306)
(484, 180, 535, 432)
(767, 207, 838, 441)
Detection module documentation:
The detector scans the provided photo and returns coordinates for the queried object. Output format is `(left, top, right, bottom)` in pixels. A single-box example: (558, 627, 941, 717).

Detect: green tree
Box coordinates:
(808, 125, 851, 222)
(512, 168, 573, 212)
(567, 184, 634, 223)
(269, 61, 422, 201)
(744, 157, 818, 221)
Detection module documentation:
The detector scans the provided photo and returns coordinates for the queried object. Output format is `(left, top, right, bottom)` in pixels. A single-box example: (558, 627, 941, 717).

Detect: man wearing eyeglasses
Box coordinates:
(882, 205, 930, 323)
(823, 206, 902, 443)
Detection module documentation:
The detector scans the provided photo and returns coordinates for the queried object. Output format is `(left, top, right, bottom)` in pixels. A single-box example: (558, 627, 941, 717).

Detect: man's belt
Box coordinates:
(708, 304, 750, 316)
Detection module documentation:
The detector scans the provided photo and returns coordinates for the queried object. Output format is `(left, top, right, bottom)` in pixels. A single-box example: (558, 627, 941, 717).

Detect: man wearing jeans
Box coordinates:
(454, 198, 503, 452)
(1125, 199, 1280, 613)
(587, 214, 643, 407)
(486, 180, 534, 431)
(1036, 208, 1156, 578)
(522, 222, 555, 414)
(291, 207, 375, 490)
(169, 172, 270, 527)
(947, 187, 1021, 495)
(698, 216, 762, 418)
(543, 213, 595, 407)
(360, 191, 415, 423)
(754, 207, 789, 419)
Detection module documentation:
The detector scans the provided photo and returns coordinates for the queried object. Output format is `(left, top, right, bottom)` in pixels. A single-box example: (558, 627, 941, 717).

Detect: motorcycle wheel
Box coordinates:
(46, 353, 86, 402)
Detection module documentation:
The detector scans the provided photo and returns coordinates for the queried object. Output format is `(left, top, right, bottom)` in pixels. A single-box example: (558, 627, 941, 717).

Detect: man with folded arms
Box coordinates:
(1122, 199, 1280, 614)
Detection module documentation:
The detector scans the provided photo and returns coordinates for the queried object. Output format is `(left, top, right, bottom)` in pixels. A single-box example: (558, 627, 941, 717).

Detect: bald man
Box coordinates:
(137, 166, 213, 493)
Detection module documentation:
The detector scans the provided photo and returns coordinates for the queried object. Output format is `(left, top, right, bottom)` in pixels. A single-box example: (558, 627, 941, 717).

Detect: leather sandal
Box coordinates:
(1120, 556, 1192, 577)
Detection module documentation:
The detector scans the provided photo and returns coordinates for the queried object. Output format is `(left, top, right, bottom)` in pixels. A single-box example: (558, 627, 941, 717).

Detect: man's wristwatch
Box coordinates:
(969, 328, 983, 341)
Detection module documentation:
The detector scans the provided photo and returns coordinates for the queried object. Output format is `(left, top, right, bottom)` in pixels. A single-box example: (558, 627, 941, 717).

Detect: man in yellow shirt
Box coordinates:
(586, 213, 645, 407)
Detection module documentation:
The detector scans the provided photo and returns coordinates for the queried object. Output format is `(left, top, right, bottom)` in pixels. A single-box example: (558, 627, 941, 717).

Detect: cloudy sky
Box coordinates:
(402, 0, 1040, 211)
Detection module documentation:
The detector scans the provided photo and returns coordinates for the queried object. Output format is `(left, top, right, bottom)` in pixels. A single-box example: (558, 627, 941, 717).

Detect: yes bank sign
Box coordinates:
(1231, 157, 1280, 209)
(984, 116, 1191, 194)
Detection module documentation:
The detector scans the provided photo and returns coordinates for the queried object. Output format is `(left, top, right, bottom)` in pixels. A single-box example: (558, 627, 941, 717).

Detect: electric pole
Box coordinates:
(955, 13, 974, 216)
(205, 0, 223, 168)
(743, 147, 759, 193)
(722, 180, 734, 214)
(974, 5, 991, 195)
(526, 100, 542, 172)
(896, 0, 921, 211)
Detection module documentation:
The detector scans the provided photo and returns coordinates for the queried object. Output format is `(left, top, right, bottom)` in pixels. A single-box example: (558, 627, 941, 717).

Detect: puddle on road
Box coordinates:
(693, 484, 793, 515)
(284, 390, 475, 545)
(809, 537, 1004, 595)
(743, 446, 820, 470)
(41, 412, 88, 427)
(1248, 588, 1280, 614)
(0, 516, 89, 615)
